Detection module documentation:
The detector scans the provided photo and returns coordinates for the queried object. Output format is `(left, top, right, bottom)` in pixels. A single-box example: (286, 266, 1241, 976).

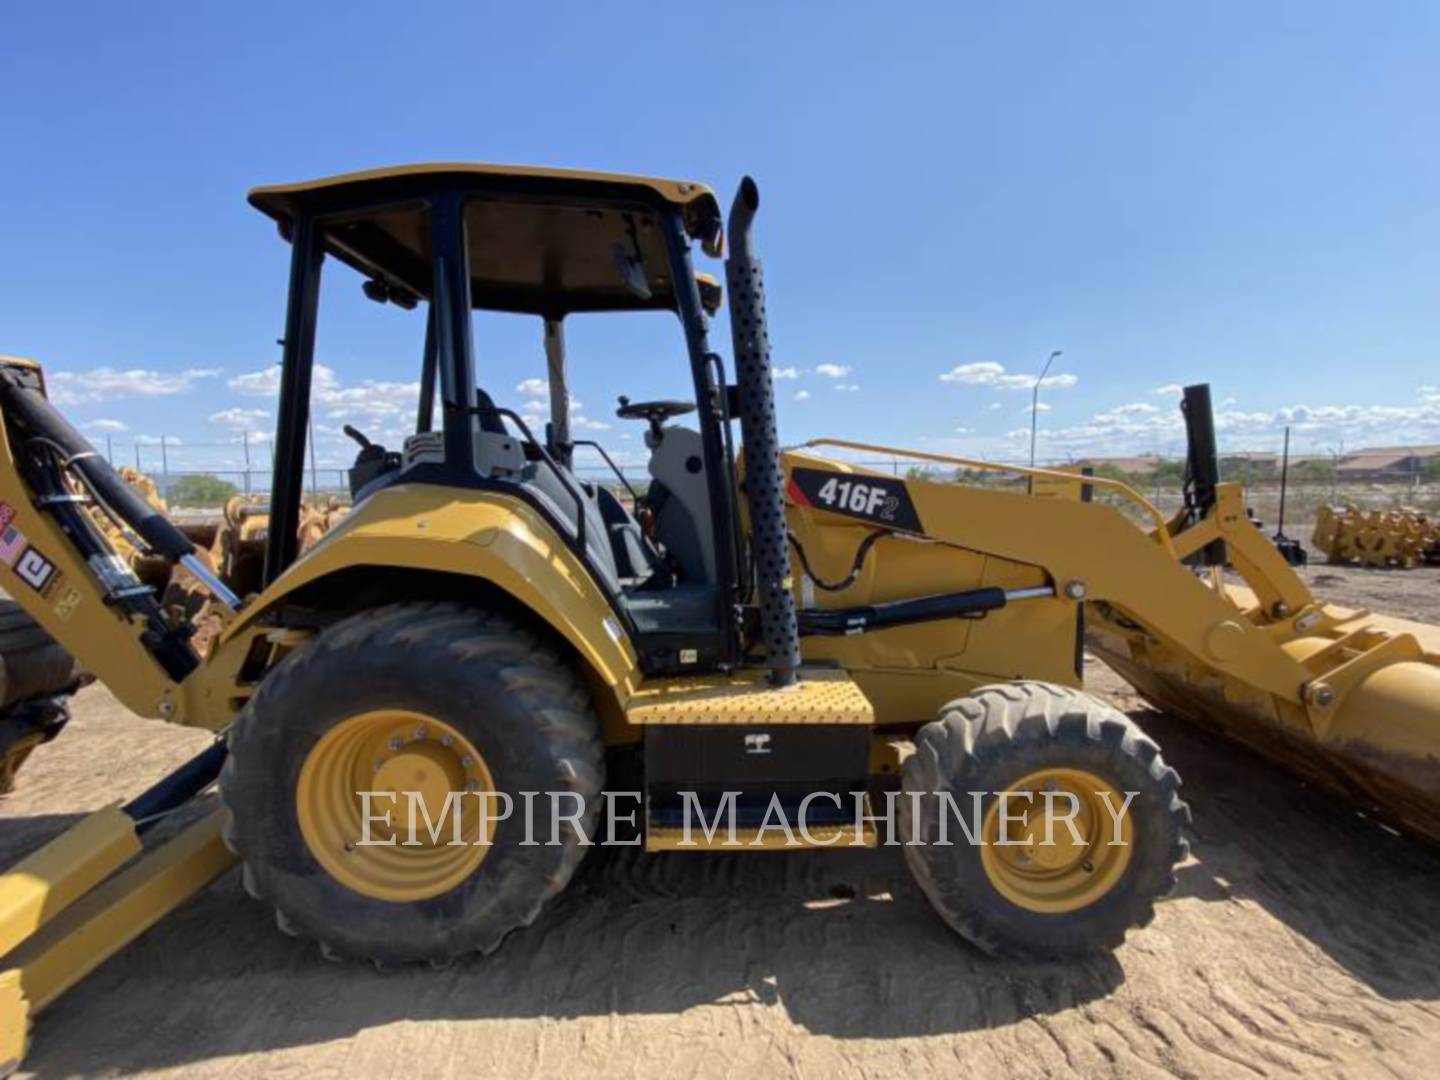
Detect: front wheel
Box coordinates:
(899, 681, 1189, 959)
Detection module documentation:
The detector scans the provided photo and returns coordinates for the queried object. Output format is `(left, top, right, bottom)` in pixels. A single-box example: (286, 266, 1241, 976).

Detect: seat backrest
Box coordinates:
(647, 426, 716, 582)
(519, 463, 621, 593)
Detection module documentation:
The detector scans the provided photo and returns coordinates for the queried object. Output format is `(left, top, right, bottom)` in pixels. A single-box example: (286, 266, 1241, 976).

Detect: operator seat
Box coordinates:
(614, 397, 716, 585)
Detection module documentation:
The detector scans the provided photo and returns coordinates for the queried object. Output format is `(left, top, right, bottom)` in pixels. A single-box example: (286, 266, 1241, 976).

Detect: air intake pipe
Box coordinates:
(726, 177, 802, 687)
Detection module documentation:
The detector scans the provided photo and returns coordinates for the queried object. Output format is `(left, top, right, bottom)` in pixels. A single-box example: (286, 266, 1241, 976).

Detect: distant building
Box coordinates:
(1333, 445, 1440, 482)
(1073, 444, 1439, 482)
(1073, 454, 1165, 476)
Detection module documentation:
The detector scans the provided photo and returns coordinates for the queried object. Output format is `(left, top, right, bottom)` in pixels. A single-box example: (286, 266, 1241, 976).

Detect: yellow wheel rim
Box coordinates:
(978, 767, 1134, 914)
(296, 709, 497, 902)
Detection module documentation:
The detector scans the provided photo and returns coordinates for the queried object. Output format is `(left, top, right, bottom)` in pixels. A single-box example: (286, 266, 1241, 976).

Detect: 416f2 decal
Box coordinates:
(787, 468, 923, 533)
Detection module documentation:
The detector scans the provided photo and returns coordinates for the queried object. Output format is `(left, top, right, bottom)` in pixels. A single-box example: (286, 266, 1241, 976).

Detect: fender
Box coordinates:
(203, 483, 642, 713)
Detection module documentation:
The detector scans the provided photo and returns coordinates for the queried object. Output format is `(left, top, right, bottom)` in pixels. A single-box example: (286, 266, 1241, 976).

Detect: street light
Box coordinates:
(1029, 349, 1063, 467)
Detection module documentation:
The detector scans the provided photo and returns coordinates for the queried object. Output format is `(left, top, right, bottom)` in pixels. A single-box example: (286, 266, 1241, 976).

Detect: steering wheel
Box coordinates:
(615, 396, 696, 424)
(616, 396, 696, 445)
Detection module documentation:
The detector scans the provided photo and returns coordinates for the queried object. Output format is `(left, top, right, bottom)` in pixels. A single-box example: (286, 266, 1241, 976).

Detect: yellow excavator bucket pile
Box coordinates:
(1312, 503, 1440, 568)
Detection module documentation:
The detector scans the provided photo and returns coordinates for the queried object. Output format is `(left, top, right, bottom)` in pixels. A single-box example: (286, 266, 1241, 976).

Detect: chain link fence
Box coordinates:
(99, 435, 1438, 533)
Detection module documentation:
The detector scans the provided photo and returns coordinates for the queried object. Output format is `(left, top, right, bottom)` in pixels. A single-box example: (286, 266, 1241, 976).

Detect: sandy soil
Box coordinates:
(3, 562, 1439, 1079)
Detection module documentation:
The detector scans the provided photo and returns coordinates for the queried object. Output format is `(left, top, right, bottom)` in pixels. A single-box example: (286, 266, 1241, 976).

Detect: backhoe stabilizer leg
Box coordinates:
(0, 810, 236, 1076)
(0, 741, 233, 1075)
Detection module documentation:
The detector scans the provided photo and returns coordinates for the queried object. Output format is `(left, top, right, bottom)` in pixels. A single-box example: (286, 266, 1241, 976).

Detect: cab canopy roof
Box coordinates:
(248, 163, 723, 316)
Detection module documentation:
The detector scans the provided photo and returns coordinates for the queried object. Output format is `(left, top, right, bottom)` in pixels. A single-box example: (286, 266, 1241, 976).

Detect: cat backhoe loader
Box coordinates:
(1, 163, 1436, 1074)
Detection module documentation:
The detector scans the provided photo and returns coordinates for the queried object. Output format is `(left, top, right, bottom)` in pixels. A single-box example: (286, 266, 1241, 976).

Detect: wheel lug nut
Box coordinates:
(389, 736, 404, 750)
(440, 735, 454, 747)
(413, 726, 427, 740)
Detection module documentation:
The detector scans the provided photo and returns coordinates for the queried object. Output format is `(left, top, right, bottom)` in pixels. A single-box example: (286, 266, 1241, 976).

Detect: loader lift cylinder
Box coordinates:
(725, 178, 801, 687)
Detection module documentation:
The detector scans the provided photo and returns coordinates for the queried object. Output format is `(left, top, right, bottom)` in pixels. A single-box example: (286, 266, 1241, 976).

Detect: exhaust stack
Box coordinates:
(1181, 383, 1227, 567)
(725, 178, 801, 687)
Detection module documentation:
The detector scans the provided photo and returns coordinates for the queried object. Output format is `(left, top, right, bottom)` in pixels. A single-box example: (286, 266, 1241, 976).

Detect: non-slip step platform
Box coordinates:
(625, 667, 874, 727)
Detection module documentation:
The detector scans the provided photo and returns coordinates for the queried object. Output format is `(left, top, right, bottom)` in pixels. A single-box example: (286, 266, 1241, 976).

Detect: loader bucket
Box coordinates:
(1089, 586, 1440, 844)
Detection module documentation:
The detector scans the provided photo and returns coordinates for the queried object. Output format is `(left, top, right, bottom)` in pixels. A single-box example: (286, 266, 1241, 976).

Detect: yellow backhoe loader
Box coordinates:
(0, 164, 1436, 1074)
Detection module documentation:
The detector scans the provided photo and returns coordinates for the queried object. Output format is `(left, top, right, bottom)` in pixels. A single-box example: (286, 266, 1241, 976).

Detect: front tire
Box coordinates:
(899, 681, 1189, 959)
(221, 602, 603, 966)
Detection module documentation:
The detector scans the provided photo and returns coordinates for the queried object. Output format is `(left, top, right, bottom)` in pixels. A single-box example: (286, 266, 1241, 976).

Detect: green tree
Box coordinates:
(166, 473, 238, 507)
(1087, 463, 1137, 485)
(1292, 458, 1336, 484)
(1151, 459, 1186, 485)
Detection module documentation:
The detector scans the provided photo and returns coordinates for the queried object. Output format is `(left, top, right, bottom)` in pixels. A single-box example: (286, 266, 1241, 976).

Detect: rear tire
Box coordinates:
(221, 601, 603, 965)
(899, 681, 1189, 959)
(0, 600, 82, 793)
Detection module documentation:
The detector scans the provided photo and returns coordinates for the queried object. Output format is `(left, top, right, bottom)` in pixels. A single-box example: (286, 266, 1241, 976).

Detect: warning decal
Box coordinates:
(0, 525, 27, 567)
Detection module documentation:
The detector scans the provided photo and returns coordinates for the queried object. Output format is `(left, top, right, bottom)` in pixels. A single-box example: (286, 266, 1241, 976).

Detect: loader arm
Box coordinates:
(788, 442, 1315, 706)
(787, 439, 1440, 845)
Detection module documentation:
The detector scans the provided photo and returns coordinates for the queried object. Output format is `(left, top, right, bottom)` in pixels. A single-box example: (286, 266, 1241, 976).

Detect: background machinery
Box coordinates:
(1313, 503, 1440, 568)
(0, 164, 1436, 1073)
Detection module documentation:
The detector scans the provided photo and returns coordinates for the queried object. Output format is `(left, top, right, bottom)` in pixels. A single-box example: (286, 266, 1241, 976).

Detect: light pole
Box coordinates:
(1029, 350, 1063, 467)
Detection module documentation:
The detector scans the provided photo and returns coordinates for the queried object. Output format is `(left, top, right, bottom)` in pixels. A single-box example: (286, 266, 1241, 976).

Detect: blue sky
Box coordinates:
(3, 1, 1438, 477)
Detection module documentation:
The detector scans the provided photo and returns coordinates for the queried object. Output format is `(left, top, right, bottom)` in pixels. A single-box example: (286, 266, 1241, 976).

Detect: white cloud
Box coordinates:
(227, 368, 283, 397)
(573, 416, 612, 432)
(939, 361, 1077, 391)
(772, 366, 801, 380)
(1026, 402, 1053, 413)
(794, 390, 811, 401)
(987, 401, 1002, 410)
(955, 426, 973, 434)
(134, 434, 180, 446)
(1108, 402, 1159, 417)
(209, 407, 271, 430)
(1020, 385, 1440, 457)
(940, 362, 1004, 385)
(516, 378, 549, 397)
(834, 383, 860, 392)
(49, 366, 221, 406)
(228, 364, 416, 426)
(84, 418, 129, 433)
(1153, 384, 1184, 396)
(815, 363, 852, 378)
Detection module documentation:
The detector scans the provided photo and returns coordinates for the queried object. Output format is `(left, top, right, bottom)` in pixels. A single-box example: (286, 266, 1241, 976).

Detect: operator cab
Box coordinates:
(248, 165, 743, 674)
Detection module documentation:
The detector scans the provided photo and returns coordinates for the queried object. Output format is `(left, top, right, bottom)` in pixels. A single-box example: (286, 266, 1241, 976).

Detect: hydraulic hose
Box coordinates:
(787, 529, 890, 592)
(0, 374, 196, 562)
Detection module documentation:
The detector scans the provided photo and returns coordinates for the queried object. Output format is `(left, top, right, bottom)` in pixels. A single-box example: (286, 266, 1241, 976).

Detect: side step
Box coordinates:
(626, 668, 876, 852)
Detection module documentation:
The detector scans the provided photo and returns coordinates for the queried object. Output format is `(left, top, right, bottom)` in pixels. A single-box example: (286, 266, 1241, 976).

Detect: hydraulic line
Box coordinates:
(787, 529, 890, 592)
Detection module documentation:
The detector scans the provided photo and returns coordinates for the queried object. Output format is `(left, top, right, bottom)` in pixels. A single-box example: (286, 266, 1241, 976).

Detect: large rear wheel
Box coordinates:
(899, 681, 1189, 959)
(0, 599, 82, 793)
(221, 602, 603, 965)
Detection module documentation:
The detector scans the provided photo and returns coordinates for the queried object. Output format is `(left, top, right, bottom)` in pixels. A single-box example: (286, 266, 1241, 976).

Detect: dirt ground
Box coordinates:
(3, 560, 1439, 1079)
